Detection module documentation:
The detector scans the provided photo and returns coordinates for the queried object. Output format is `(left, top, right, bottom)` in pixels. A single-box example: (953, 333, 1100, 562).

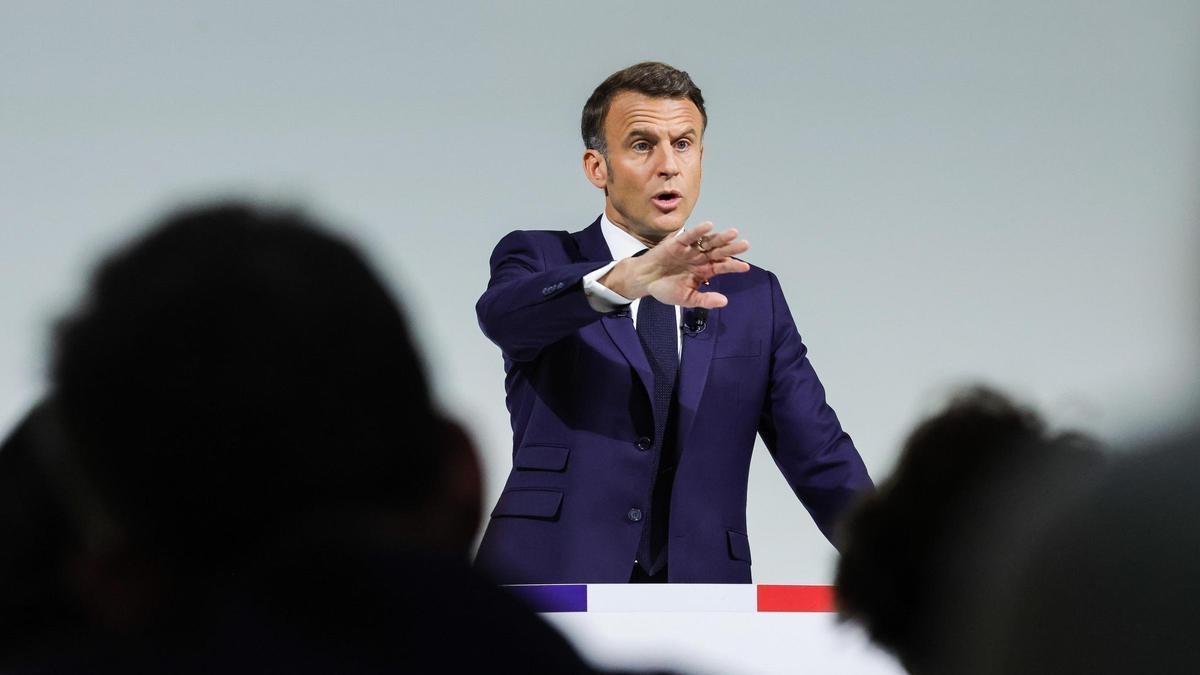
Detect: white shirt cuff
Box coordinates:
(582, 261, 633, 313)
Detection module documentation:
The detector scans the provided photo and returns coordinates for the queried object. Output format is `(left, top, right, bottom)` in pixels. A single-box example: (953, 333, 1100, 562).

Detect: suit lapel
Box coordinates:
(572, 219, 654, 403)
(602, 314, 655, 404)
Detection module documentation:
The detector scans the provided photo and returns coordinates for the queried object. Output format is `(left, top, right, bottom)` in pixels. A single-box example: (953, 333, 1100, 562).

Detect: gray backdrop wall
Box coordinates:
(3, 1, 1198, 582)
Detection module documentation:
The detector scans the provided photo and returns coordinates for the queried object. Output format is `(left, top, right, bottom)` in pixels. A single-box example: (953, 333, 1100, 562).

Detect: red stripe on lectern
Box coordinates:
(756, 585, 835, 612)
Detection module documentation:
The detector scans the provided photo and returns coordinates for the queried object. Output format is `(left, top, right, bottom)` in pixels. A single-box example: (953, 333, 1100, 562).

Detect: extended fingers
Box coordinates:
(708, 258, 751, 276)
(689, 226, 747, 260)
(706, 238, 750, 260)
(691, 226, 738, 251)
(706, 227, 740, 245)
(676, 221, 716, 248)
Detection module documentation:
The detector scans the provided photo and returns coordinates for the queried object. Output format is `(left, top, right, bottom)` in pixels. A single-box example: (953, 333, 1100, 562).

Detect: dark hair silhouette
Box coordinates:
(834, 386, 1102, 674)
(995, 431, 1200, 675)
(0, 402, 88, 662)
(582, 61, 707, 155)
(52, 202, 437, 570)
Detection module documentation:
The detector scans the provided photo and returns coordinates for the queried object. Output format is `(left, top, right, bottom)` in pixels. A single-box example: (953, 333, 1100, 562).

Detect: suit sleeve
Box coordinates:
(475, 230, 614, 363)
(757, 271, 873, 548)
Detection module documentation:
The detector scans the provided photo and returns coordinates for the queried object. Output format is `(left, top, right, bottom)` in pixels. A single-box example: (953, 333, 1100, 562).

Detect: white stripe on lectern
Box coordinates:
(587, 584, 757, 612)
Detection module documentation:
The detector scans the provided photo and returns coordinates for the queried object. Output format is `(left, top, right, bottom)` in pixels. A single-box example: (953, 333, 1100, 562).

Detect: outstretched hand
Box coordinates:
(599, 222, 751, 309)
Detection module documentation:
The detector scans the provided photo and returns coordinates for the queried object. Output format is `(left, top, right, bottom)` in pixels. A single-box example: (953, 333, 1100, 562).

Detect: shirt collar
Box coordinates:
(599, 212, 683, 261)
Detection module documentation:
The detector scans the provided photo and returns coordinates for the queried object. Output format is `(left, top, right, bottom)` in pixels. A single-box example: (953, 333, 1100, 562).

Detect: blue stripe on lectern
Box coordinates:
(507, 584, 588, 612)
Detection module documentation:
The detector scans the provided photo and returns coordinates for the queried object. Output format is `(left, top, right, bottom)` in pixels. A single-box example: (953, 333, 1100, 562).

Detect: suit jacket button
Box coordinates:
(541, 286, 553, 295)
(627, 508, 643, 522)
(634, 436, 652, 451)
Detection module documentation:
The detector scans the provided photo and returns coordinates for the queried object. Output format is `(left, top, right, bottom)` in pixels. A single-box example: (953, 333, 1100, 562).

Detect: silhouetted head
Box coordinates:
(0, 401, 90, 663)
(995, 430, 1200, 675)
(51, 202, 444, 572)
(834, 386, 1103, 674)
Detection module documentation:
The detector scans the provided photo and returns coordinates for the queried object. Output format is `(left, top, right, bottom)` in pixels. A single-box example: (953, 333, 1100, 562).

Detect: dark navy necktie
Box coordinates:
(635, 294, 679, 576)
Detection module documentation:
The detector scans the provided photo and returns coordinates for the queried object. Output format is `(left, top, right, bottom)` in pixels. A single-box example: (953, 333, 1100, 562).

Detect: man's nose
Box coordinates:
(656, 145, 680, 178)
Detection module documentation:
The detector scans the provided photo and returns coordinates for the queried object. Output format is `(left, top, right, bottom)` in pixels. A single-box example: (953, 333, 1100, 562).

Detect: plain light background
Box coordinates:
(3, 1, 1198, 583)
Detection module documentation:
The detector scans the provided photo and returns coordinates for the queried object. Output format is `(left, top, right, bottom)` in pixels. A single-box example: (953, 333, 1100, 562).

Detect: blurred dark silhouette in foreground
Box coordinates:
(1, 202, 649, 674)
(993, 429, 1200, 675)
(0, 402, 89, 661)
(834, 387, 1105, 675)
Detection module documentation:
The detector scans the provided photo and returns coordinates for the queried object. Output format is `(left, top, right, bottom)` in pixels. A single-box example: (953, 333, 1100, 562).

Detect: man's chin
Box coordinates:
(612, 209, 688, 242)
(648, 213, 688, 235)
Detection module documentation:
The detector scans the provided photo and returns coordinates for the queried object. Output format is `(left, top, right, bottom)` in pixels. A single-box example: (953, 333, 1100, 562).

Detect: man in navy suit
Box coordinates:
(475, 62, 872, 584)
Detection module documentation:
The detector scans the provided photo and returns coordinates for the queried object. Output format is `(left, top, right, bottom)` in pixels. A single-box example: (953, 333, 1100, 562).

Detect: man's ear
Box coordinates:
(583, 149, 608, 190)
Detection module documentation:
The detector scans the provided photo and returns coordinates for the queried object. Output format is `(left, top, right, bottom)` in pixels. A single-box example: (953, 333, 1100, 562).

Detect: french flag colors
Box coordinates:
(506, 584, 836, 613)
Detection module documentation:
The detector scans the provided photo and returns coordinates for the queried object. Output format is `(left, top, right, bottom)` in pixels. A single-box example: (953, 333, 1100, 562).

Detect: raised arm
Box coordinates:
(477, 224, 751, 362)
(598, 221, 750, 308)
(475, 230, 613, 363)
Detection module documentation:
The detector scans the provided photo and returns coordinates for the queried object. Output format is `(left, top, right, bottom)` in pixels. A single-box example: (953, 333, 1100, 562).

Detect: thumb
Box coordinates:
(686, 291, 728, 309)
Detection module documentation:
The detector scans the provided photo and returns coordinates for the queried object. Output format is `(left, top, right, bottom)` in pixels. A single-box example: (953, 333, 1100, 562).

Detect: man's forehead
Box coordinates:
(607, 92, 703, 135)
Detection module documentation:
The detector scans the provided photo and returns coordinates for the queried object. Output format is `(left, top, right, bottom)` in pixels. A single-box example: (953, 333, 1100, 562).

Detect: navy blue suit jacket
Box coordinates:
(474, 218, 871, 583)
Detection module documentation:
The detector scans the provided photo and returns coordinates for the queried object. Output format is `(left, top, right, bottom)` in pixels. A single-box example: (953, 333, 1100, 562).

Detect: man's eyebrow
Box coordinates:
(622, 126, 699, 142)
(623, 127, 660, 141)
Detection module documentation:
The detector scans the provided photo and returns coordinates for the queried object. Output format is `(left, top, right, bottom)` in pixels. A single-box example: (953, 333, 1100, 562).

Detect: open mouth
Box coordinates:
(651, 190, 682, 211)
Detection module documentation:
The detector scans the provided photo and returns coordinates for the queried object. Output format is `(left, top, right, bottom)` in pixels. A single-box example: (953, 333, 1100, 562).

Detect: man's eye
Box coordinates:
(675, 140, 691, 150)
(632, 141, 651, 152)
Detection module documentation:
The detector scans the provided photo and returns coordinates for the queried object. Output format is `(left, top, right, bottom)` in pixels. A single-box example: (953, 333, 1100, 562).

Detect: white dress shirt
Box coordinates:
(581, 213, 683, 355)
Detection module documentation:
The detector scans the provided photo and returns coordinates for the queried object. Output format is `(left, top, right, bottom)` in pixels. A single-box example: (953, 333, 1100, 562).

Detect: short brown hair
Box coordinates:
(581, 61, 707, 155)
